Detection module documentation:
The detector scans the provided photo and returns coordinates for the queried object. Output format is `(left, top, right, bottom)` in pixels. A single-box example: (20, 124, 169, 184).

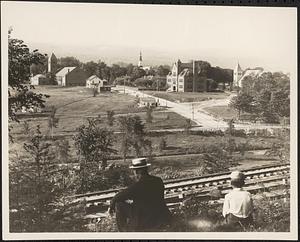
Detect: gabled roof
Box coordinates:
(235, 63, 242, 72)
(86, 75, 101, 82)
(49, 53, 57, 60)
(179, 68, 192, 76)
(239, 68, 264, 84)
(56, 67, 77, 76)
(33, 74, 46, 78)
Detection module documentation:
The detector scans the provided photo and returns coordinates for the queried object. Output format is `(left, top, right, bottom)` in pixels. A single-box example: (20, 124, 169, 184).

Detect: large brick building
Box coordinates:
(166, 60, 208, 92)
(56, 67, 88, 86)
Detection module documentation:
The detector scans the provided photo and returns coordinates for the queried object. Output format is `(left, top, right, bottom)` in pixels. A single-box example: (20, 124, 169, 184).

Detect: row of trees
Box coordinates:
(229, 72, 290, 123)
(30, 54, 171, 85)
(188, 60, 233, 88)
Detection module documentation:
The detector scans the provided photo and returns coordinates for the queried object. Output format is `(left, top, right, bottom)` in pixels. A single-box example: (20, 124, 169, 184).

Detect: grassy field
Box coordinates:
(11, 86, 195, 135)
(33, 86, 140, 115)
(9, 130, 281, 170)
(144, 91, 230, 103)
(203, 105, 238, 120)
(9, 86, 284, 180)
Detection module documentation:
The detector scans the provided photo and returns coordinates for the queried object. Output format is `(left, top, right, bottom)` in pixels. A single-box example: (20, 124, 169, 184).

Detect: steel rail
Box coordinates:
(70, 163, 290, 205)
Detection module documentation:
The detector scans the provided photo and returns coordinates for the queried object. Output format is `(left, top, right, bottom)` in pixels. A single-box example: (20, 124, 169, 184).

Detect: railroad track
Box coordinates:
(70, 163, 290, 213)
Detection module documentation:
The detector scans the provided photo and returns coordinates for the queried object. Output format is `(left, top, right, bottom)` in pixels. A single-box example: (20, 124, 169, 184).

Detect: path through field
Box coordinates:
(114, 86, 286, 131)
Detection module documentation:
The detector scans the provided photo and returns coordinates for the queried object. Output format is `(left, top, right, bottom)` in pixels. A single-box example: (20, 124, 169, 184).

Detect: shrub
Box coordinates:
(159, 137, 167, 151)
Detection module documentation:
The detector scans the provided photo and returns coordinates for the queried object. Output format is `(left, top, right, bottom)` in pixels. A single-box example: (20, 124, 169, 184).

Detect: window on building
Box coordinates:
(179, 85, 183, 88)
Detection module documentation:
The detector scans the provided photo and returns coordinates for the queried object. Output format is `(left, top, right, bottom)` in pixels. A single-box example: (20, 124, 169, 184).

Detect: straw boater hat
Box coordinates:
(129, 158, 151, 169)
(230, 170, 245, 181)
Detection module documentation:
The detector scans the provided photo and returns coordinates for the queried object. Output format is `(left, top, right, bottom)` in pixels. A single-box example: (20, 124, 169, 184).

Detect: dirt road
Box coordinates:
(114, 86, 286, 131)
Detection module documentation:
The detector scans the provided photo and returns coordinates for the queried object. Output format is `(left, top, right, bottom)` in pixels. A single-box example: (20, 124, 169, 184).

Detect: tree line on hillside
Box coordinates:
(30, 50, 232, 90)
(229, 72, 290, 123)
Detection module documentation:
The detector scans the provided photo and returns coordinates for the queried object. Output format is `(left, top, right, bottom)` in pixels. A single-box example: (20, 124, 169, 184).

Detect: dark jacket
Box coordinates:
(110, 174, 171, 231)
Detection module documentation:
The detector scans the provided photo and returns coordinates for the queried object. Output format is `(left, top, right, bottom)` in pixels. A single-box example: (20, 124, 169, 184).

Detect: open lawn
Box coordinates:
(9, 86, 285, 183)
(11, 86, 196, 136)
(144, 91, 230, 103)
(33, 86, 140, 115)
(203, 105, 238, 120)
(11, 110, 196, 135)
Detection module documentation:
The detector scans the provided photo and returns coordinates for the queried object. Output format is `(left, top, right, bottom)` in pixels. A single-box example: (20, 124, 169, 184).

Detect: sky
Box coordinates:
(2, 2, 297, 73)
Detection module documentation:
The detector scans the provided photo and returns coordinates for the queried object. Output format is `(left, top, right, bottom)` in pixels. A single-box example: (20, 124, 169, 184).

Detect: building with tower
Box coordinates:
(233, 62, 243, 87)
(138, 51, 143, 67)
(233, 62, 264, 88)
(166, 59, 210, 92)
(48, 53, 58, 73)
(137, 51, 151, 72)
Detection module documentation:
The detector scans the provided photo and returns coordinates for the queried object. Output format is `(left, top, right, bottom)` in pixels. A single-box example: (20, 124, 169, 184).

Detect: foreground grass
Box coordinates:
(93, 193, 290, 232)
(9, 131, 282, 179)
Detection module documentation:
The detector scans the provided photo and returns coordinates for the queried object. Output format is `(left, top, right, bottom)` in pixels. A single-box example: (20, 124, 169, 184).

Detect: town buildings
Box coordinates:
(56, 67, 88, 86)
(233, 62, 264, 88)
(166, 59, 208, 92)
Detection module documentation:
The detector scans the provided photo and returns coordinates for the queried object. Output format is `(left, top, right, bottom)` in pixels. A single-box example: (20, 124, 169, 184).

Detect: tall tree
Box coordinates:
(146, 106, 153, 123)
(73, 118, 116, 192)
(118, 115, 149, 161)
(8, 30, 49, 123)
(9, 126, 62, 232)
(83, 61, 98, 77)
(48, 106, 59, 138)
(106, 110, 115, 127)
(156, 65, 170, 77)
(57, 56, 82, 68)
(229, 92, 255, 119)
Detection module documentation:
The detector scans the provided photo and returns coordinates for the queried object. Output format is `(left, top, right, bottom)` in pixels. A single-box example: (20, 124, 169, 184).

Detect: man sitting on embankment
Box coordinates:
(108, 158, 172, 232)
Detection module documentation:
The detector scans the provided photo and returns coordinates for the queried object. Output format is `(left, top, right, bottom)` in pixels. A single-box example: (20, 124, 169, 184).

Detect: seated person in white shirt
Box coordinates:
(222, 171, 254, 227)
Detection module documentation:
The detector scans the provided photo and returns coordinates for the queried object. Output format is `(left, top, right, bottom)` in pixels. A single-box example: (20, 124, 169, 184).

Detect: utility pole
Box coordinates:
(192, 103, 194, 120)
(124, 78, 125, 94)
(192, 60, 195, 92)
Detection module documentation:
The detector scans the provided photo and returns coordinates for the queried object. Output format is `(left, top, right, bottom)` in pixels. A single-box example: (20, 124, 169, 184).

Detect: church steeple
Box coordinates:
(233, 61, 243, 87)
(138, 51, 143, 67)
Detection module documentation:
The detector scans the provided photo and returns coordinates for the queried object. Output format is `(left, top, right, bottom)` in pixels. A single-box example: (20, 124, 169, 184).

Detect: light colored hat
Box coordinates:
(129, 158, 151, 169)
(230, 171, 245, 181)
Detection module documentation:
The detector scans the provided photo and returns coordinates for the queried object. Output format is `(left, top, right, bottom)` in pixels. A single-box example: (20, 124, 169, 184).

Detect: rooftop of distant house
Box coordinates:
(56, 67, 77, 76)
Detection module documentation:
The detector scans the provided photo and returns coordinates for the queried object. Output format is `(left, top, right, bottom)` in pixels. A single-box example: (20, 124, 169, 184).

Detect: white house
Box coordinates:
(86, 75, 108, 88)
(138, 97, 157, 107)
(30, 74, 50, 85)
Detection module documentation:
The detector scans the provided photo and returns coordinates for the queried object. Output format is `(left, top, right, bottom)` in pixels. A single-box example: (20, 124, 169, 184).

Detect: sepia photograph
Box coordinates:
(1, 1, 298, 240)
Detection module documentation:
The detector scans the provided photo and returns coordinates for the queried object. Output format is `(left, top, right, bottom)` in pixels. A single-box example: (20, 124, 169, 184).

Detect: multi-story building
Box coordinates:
(166, 59, 207, 92)
(233, 62, 264, 88)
